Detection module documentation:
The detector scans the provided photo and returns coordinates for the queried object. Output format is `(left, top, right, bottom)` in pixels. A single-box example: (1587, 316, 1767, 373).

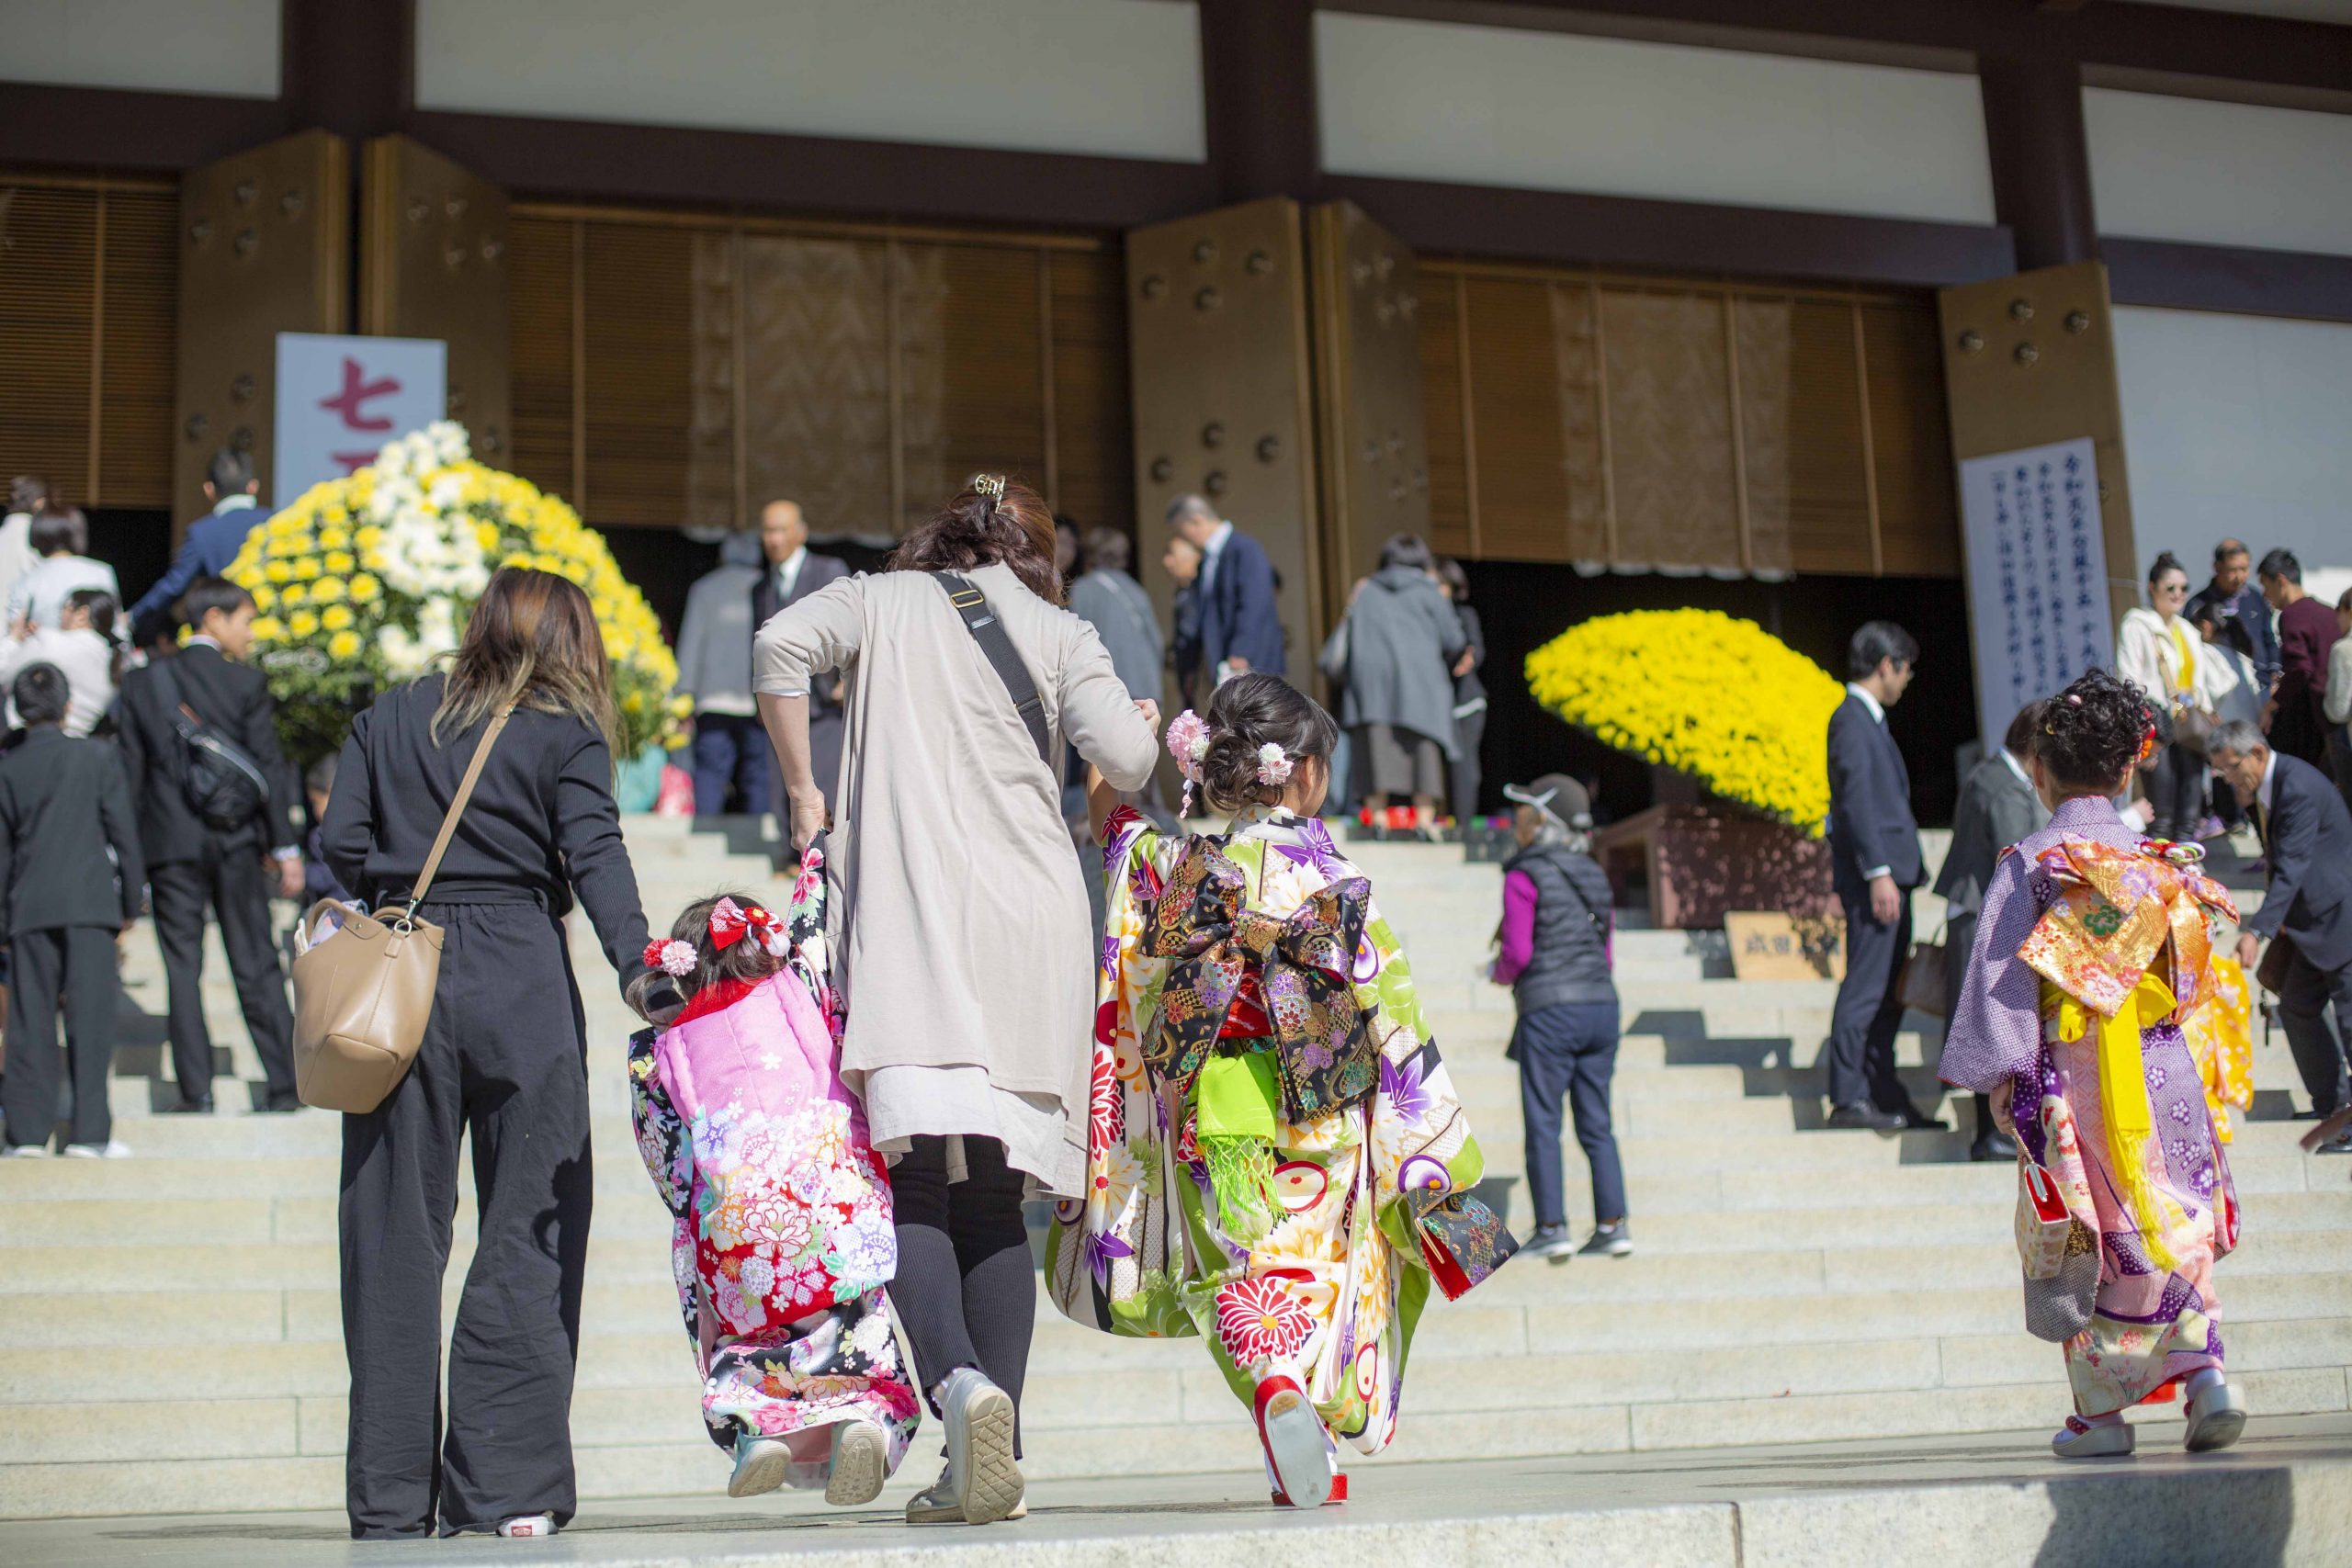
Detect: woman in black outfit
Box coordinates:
(1437, 558, 1487, 822)
(322, 568, 650, 1540)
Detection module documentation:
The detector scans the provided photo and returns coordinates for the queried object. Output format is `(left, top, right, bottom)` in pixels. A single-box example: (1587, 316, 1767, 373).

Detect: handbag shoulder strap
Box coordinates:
(404, 705, 514, 915)
(933, 571, 1052, 769)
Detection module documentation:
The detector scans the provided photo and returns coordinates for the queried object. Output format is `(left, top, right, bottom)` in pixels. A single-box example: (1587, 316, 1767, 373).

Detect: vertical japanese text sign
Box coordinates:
(1956, 435, 2112, 750)
(274, 333, 447, 504)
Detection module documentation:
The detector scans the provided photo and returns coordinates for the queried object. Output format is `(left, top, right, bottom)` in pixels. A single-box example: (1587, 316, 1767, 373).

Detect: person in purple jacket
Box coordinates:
(1489, 773, 1626, 1263)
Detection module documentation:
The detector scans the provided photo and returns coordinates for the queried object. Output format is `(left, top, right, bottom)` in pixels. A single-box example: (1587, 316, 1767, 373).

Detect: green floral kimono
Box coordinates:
(1045, 804, 1515, 1463)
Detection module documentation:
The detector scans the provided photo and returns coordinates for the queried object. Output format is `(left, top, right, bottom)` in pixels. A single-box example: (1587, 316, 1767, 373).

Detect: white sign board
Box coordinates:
(1957, 436, 2114, 750)
(273, 333, 447, 505)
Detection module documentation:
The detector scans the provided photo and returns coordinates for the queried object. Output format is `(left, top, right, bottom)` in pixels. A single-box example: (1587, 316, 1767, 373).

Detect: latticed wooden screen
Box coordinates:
(0, 176, 176, 508)
(1419, 261, 1959, 578)
(506, 207, 1130, 540)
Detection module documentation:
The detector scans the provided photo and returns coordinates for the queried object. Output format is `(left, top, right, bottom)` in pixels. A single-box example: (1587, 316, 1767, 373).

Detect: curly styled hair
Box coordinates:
(2037, 670, 2153, 793)
(1196, 672, 1339, 813)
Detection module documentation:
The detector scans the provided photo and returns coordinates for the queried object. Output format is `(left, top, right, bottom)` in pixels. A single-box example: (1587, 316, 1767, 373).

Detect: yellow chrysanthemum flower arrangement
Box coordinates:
(1523, 608, 1845, 832)
(229, 423, 689, 765)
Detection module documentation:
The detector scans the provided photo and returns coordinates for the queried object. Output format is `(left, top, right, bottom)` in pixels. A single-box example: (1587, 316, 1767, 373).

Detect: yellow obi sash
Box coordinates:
(2041, 969, 2188, 1272)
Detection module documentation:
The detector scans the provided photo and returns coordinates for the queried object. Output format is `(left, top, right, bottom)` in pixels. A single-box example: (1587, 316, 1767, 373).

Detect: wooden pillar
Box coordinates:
(1977, 54, 2099, 274)
(1198, 0, 1318, 207)
(280, 0, 410, 144)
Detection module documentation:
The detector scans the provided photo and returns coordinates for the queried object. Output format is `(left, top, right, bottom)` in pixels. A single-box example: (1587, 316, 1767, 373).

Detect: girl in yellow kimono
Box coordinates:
(1047, 674, 1515, 1508)
(1942, 670, 2247, 1459)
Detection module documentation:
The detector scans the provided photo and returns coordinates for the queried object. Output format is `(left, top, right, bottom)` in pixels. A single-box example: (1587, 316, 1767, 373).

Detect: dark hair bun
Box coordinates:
(1197, 672, 1340, 812)
(2038, 669, 2151, 792)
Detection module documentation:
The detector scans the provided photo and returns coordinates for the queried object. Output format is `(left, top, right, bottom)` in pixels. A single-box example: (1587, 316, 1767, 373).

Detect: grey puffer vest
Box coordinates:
(1504, 843, 1618, 1014)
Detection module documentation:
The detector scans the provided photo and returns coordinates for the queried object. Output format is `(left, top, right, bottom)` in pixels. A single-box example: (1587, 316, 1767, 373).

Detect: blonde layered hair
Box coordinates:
(432, 567, 620, 755)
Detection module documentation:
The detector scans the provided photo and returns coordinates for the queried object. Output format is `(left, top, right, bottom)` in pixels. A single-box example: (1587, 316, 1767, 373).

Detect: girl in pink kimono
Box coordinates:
(627, 857, 920, 1503)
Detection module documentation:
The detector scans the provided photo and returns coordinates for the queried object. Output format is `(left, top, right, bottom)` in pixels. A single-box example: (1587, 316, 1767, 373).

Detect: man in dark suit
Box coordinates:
(0, 663, 144, 1156)
(1824, 621, 1940, 1132)
(1934, 699, 2051, 1160)
(127, 447, 265, 647)
(2212, 720, 2352, 1126)
(2185, 538, 2279, 691)
(1163, 531, 1204, 707)
(749, 499, 850, 813)
(1167, 494, 1283, 681)
(117, 578, 307, 1112)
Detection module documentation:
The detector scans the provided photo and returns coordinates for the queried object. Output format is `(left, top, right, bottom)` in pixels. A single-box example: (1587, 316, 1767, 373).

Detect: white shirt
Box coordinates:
(7, 554, 119, 631)
(0, 511, 38, 617)
(773, 546, 808, 605)
(0, 625, 116, 738)
(1198, 520, 1235, 597)
(1844, 682, 1893, 881)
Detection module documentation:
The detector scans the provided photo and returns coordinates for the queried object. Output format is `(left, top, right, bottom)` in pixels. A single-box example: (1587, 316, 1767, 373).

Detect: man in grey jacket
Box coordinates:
(1067, 527, 1163, 701)
(1933, 699, 2049, 1160)
(1321, 533, 1465, 829)
(675, 531, 769, 816)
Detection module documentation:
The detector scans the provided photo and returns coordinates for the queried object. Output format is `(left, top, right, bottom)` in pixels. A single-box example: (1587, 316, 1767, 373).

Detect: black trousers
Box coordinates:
(2276, 941, 2352, 1119)
(2, 926, 119, 1149)
(340, 902, 593, 1539)
(1449, 705, 1487, 824)
(1511, 1000, 1626, 1227)
(150, 843, 296, 1107)
(1826, 889, 1914, 1111)
(2144, 740, 2203, 840)
(888, 1135, 1033, 1459)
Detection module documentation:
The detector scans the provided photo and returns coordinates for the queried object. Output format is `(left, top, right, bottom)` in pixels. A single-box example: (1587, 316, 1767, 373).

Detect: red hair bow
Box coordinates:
(708, 897, 788, 958)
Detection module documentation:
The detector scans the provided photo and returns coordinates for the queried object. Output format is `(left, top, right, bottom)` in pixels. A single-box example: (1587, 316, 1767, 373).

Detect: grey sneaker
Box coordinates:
(1578, 1222, 1633, 1258)
(906, 1368, 1023, 1526)
(905, 1461, 1029, 1524)
(728, 1428, 791, 1498)
(1521, 1224, 1576, 1264)
(824, 1418, 888, 1506)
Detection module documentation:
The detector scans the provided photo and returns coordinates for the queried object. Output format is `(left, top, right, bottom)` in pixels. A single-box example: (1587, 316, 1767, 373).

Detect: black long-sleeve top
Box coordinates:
(320, 674, 650, 998)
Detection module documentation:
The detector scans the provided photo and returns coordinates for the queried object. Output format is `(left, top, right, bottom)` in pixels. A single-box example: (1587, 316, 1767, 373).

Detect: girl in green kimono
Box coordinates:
(1047, 674, 1516, 1508)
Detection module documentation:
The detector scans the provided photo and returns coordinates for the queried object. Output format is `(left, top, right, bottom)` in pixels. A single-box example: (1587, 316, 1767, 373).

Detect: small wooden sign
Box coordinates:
(1725, 910, 1847, 981)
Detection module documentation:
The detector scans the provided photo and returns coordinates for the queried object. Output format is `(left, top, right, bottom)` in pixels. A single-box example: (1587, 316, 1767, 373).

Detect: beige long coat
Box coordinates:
(752, 563, 1158, 1194)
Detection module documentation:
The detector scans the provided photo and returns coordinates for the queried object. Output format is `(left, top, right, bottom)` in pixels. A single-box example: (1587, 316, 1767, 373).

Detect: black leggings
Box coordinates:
(888, 1135, 1034, 1457)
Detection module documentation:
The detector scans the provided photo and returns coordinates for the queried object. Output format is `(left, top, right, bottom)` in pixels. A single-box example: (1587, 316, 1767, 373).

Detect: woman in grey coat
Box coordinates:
(1321, 533, 1466, 829)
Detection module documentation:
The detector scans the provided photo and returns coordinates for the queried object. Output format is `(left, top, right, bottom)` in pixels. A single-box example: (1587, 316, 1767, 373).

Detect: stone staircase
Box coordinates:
(3, 817, 2347, 1519)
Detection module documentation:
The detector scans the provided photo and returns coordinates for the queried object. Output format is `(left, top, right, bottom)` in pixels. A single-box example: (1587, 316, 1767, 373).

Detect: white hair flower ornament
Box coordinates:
(1166, 709, 1212, 814)
(1255, 742, 1294, 788)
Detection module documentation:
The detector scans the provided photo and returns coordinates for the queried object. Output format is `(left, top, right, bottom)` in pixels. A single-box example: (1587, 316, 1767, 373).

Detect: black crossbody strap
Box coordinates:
(933, 571, 1052, 770)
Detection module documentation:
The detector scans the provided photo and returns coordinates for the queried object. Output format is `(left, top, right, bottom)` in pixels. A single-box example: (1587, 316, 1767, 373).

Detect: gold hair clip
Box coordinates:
(971, 473, 1006, 500)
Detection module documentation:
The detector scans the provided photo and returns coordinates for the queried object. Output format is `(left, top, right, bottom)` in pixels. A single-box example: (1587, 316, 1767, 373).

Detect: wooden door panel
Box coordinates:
(1310, 200, 1430, 608)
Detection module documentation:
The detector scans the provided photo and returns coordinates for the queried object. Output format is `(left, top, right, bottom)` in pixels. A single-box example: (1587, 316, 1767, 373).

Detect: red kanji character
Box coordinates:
(320, 356, 401, 432)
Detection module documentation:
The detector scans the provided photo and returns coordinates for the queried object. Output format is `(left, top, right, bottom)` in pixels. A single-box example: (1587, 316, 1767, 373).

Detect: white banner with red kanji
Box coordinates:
(273, 333, 447, 506)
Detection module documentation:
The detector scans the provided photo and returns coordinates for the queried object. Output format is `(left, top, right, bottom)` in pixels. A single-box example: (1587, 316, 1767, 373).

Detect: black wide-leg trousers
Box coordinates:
(338, 899, 593, 1539)
(888, 1134, 1034, 1459)
(2, 925, 121, 1149)
(150, 843, 297, 1106)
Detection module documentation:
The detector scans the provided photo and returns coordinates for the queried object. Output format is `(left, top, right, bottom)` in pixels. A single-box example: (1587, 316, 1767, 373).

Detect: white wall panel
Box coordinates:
(2086, 89, 2352, 256)
(2113, 307, 2352, 581)
(0, 0, 278, 97)
(1315, 13, 1995, 225)
(415, 0, 1204, 162)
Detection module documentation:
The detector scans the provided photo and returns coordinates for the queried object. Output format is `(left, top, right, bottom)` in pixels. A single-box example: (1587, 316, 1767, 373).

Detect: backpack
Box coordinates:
(151, 658, 270, 833)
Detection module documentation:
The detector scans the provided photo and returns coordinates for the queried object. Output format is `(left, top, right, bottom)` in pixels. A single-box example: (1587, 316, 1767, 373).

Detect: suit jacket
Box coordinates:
(1169, 581, 1204, 703)
(0, 727, 144, 934)
(752, 552, 851, 722)
(1932, 751, 2049, 918)
(1196, 527, 1285, 677)
(117, 643, 303, 865)
(127, 499, 264, 645)
(2250, 751, 2352, 973)
(1826, 692, 1922, 900)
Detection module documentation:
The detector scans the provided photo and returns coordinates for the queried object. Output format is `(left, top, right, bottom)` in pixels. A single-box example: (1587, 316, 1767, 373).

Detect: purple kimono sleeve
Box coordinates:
(1939, 846, 2049, 1094)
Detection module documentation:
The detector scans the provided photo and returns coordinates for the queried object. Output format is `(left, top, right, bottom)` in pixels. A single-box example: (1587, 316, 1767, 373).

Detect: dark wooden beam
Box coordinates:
(1979, 52, 2098, 271)
(399, 110, 1218, 233)
(0, 84, 288, 171)
(1324, 173, 2017, 289)
(281, 0, 411, 142)
(1198, 0, 1319, 205)
(2104, 236, 2352, 322)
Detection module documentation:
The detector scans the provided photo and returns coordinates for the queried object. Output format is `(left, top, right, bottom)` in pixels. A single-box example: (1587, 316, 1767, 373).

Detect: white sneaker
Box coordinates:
(909, 1368, 1023, 1526)
(824, 1419, 888, 1506)
(728, 1428, 791, 1498)
(495, 1514, 555, 1538)
(904, 1462, 1027, 1525)
(2, 1143, 49, 1158)
(62, 1140, 131, 1159)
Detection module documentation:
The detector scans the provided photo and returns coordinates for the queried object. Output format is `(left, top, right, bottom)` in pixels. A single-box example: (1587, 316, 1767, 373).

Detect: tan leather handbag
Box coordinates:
(292, 707, 512, 1112)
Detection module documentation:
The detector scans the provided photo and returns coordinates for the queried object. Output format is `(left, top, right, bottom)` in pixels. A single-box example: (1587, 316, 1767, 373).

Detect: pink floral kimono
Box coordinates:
(627, 853, 920, 1482)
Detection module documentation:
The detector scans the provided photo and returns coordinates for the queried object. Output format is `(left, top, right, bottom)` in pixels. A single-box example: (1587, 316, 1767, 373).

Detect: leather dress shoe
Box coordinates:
(1891, 1104, 1950, 1132)
(163, 1096, 214, 1114)
(1970, 1129, 2019, 1162)
(257, 1094, 304, 1114)
(1826, 1101, 1904, 1132)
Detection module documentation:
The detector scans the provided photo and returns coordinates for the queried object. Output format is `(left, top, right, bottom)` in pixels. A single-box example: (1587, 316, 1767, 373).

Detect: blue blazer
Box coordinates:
(129, 499, 264, 644)
(1196, 528, 1284, 677)
(1826, 692, 1921, 899)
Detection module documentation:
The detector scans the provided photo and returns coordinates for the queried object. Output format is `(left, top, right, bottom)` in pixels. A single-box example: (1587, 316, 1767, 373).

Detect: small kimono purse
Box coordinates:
(2017, 1157, 2098, 1342)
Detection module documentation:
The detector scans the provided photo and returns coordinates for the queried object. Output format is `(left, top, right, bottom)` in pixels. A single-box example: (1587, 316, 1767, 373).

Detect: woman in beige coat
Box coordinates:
(753, 476, 1159, 1526)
